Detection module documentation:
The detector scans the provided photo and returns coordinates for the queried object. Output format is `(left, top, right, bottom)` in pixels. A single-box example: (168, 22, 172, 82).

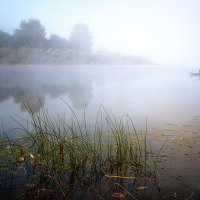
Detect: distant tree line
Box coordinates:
(0, 19, 155, 65)
(0, 19, 97, 64)
(0, 19, 93, 51)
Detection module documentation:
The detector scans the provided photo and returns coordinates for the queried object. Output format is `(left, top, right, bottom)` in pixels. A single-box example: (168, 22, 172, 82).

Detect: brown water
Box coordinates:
(0, 65, 200, 198)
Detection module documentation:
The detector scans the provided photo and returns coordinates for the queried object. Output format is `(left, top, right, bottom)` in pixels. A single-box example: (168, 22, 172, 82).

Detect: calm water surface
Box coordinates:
(0, 65, 200, 129)
(0, 65, 200, 197)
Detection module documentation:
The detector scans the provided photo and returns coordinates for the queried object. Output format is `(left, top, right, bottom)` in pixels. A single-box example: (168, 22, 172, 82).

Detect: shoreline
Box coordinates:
(0, 63, 159, 69)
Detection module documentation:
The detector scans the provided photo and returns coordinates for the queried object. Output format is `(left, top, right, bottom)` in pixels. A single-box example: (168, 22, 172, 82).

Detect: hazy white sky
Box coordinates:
(1, 0, 200, 66)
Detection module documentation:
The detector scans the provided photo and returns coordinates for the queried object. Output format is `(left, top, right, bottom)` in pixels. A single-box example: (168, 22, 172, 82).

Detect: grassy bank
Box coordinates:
(0, 47, 156, 66)
(0, 104, 163, 199)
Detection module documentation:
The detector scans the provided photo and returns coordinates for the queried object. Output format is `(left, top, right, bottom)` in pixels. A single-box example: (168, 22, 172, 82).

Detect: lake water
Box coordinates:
(0, 65, 200, 198)
(1, 65, 200, 130)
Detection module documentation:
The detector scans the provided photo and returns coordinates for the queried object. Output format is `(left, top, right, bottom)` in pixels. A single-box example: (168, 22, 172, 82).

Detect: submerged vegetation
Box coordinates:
(0, 102, 163, 199)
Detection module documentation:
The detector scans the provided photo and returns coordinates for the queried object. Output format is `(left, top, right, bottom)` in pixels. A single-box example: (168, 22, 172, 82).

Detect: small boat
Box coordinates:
(190, 70, 200, 76)
(190, 72, 200, 76)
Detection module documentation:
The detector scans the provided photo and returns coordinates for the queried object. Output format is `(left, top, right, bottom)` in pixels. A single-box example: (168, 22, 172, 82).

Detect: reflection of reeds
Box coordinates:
(0, 103, 164, 199)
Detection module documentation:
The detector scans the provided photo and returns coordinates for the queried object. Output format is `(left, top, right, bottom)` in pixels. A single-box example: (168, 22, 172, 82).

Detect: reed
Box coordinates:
(0, 103, 163, 199)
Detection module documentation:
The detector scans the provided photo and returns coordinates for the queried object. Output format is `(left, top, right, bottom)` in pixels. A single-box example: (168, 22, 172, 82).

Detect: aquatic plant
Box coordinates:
(0, 102, 163, 199)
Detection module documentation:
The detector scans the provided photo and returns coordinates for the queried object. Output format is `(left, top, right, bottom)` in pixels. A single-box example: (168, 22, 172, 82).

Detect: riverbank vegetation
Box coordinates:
(0, 103, 163, 199)
(0, 19, 155, 65)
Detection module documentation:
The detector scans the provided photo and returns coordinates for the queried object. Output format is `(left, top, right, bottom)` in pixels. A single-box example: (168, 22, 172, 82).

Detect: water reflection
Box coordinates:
(1, 66, 200, 128)
(1, 66, 200, 198)
(0, 67, 93, 112)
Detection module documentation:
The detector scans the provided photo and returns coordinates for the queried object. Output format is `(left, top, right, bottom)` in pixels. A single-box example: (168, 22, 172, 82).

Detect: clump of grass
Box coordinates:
(0, 102, 164, 199)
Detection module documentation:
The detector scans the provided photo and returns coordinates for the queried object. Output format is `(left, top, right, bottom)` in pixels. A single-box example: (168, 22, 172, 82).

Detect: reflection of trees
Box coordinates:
(0, 67, 93, 112)
(16, 94, 45, 113)
(67, 80, 93, 109)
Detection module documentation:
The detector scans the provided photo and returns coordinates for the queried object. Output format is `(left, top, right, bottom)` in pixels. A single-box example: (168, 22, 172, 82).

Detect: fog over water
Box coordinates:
(0, 65, 200, 133)
(1, 1, 200, 198)
(0, 67, 93, 112)
(0, 65, 200, 198)
(1, 0, 200, 65)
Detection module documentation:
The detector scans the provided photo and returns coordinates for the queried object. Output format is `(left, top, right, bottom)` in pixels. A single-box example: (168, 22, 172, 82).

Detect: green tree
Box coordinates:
(69, 23, 93, 52)
(0, 31, 14, 47)
(14, 19, 46, 48)
(45, 34, 68, 50)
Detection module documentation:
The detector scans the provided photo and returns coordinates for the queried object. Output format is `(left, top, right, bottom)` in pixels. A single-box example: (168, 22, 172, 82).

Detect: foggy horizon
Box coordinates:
(1, 1, 200, 197)
(1, 0, 200, 66)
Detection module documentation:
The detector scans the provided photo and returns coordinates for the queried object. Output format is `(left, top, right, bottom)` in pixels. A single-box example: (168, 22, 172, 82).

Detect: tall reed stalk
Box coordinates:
(0, 102, 164, 199)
